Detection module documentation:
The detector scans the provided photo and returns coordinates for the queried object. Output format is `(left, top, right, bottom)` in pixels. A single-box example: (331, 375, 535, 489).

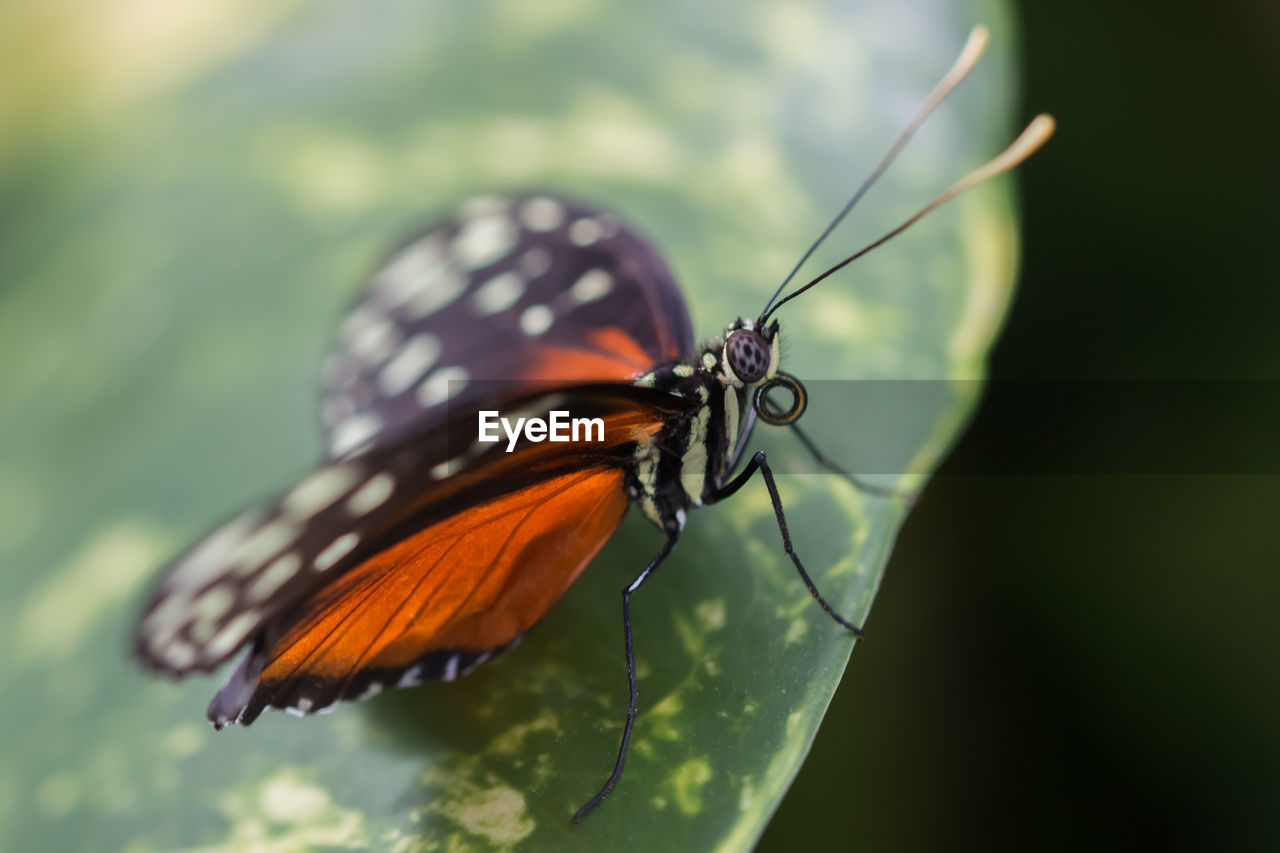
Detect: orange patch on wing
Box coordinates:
(257, 468, 628, 686)
(513, 326, 658, 385)
(585, 327, 658, 370)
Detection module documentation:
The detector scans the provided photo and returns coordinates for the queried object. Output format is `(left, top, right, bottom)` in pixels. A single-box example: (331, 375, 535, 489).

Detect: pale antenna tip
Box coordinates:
(1016, 113, 1058, 156)
(951, 26, 991, 81)
(1029, 113, 1058, 139)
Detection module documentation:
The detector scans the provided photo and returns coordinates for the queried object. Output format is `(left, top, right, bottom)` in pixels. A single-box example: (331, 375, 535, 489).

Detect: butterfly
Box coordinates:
(133, 26, 1053, 821)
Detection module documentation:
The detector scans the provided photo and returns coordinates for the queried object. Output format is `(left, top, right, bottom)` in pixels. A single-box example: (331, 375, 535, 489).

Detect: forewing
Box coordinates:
(211, 467, 629, 726)
(135, 384, 690, 678)
(322, 193, 694, 457)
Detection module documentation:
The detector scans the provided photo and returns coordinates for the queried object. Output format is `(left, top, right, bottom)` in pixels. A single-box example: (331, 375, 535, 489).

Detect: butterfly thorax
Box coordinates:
(626, 318, 780, 530)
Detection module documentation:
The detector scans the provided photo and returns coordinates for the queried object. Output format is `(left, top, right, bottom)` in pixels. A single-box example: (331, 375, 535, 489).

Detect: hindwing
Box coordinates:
(134, 385, 691, 684)
(211, 466, 631, 725)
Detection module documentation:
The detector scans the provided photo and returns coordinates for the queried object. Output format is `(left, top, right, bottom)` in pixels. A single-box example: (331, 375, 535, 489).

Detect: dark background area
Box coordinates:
(763, 3, 1280, 851)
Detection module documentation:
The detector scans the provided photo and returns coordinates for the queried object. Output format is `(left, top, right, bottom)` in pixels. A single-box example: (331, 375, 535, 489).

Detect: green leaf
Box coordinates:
(0, 0, 1020, 850)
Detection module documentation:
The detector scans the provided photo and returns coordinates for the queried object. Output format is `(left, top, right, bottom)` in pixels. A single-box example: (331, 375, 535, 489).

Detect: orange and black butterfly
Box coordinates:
(133, 27, 1053, 820)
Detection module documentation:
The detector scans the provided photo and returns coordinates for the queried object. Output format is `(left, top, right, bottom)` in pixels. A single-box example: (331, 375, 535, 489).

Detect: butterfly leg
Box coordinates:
(787, 421, 918, 503)
(573, 528, 681, 824)
(708, 450, 864, 636)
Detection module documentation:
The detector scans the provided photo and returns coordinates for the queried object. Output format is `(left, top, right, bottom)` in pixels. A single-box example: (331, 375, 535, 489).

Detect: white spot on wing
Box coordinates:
(519, 247, 552, 278)
(284, 465, 360, 519)
(519, 305, 554, 336)
(162, 509, 266, 590)
(417, 366, 469, 407)
(190, 584, 235, 627)
(404, 268, 468, 319)
(377, 333, 442, 396)
(231, 519, 301, 575)
(204, 610, 259, 661)
(569, 269, 612, 305)
(374, 235, 446, 307)
(339, 306, 378, 343)
(471, 271, 526, 315)
(430, 456, 465, 479)
(188, 616, 219, 645)
(143, 596, 192, 649)
(452, 214, 518, 270)
(163, 640, 197, 669)
(519, 197, 565, 232)
(248, 552, 302, 601)
(568, 217, 603, 246)
(356, 681, 384, 701)
(314, 533, 359, 571)
(346, 472, 395, 515)
(349, 316, 401, 365)
(330, 413, 383, 456)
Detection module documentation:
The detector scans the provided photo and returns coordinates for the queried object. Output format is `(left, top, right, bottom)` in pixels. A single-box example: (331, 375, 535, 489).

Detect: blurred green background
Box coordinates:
(764, 2, 1280, 852)
(3, 0, 1277, 851)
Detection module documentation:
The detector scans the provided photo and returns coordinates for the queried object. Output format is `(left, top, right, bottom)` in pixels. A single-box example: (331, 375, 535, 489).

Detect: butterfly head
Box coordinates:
(715, 317, 807, 428)
(720, 317, 780, 387)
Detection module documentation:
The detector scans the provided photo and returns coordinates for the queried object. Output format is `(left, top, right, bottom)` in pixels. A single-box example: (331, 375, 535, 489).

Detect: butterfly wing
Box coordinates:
(136, 192, 697, 725)
(135, 385, 688, 680)
(210, 466, 630, 726)
(322, 193, 694, 458)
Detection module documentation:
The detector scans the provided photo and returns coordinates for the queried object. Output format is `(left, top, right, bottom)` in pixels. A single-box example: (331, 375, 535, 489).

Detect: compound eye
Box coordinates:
(725, 329, 771, 384)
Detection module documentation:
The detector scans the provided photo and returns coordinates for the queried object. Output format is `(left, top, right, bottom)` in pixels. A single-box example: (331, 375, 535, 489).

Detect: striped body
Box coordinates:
(627, 318, 781, 530)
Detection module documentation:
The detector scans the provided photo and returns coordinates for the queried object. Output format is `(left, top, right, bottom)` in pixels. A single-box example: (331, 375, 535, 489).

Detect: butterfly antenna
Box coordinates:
(758, 24, 992, 322)
(761, 114, 1056, 323)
